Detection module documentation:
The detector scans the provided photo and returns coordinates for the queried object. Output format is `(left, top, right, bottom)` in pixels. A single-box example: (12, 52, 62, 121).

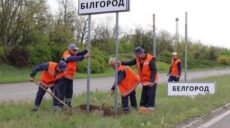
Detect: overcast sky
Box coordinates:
(48, 0, 230, 48)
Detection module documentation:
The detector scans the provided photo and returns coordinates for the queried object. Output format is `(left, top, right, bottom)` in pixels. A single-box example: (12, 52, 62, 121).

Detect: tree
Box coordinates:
(0, 0, 50, 56)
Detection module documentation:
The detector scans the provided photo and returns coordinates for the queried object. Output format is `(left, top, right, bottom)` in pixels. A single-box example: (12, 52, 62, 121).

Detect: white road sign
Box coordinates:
(168, 82, 216, 96)
(78, 0, 130, 15)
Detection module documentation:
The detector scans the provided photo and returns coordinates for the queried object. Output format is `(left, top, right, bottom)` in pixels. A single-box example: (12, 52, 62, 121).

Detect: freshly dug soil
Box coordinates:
(78, 104, 101, 112)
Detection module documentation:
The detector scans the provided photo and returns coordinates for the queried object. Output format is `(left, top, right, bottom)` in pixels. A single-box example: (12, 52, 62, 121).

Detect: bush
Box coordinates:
(7, 48, 29, 67)
(77, 48, 109, 74)
(29, 45, 52, 65)
(157, 50, 172, 63)
(50, 45, 66, 62)
(217, 55, 230, 65)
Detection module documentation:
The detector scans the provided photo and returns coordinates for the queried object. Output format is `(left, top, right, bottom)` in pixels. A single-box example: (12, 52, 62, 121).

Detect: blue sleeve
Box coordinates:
(30, 63, 49, 77)
(178, 62, 182, 76)
(66, 55, 85, 62)
(77, 49, 88, 56)
(121, 59, 136, 66)
(111, 71, 126, 91)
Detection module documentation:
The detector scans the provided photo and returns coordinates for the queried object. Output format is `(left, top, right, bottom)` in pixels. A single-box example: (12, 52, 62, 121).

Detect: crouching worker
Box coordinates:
(109, 58, 140, 112)
(29, 61, 67, 112)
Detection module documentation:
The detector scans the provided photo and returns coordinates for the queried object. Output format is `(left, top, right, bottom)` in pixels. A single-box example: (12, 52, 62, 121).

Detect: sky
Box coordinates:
(47, 0, 230, 48)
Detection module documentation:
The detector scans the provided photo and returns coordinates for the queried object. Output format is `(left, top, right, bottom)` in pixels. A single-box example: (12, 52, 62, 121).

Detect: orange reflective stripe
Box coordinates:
(118, 65, 140, 97)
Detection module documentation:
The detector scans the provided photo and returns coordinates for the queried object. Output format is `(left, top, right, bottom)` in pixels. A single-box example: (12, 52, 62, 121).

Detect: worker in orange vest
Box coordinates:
(121, 47, 158, 112)
(168, 52, 182, 82)
(108, 58, 140, 112)
(58, 43, 89, 108)
(29, 60, 67, 112)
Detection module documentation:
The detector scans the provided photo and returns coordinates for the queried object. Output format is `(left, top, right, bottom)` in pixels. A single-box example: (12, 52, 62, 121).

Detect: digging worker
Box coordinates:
(109, 58, 139, 112)
(58, 43, 89, 108)
(29, 60, 67, 112)
(121, 47, 158, 112)
(168, 52, 182, 82)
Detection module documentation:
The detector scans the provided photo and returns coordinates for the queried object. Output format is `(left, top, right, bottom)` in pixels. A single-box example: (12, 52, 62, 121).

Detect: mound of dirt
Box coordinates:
(78, 104, 101, 112)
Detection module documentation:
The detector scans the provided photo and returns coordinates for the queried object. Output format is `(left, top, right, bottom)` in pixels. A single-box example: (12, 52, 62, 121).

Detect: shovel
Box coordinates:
(33, 81, 73, 112)
(100, 92, 113, 109)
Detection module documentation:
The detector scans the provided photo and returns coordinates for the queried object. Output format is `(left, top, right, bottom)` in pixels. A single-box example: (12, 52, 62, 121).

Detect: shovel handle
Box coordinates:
(101, 93, 113, 107)
(34, 81, 73, 111)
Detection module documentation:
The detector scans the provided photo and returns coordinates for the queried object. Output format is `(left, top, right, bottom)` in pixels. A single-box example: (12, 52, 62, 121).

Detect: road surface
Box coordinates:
(209, 113, 230, 128)
(0, 68, 230, 102)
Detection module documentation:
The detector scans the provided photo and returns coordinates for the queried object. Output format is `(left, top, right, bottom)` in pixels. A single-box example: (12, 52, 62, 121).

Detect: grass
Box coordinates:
(0, 75, 230, 128)
(0, 61, 170, 84)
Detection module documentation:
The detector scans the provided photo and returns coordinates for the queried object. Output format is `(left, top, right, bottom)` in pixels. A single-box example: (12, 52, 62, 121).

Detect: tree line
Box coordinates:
(1, 0, 230, 72)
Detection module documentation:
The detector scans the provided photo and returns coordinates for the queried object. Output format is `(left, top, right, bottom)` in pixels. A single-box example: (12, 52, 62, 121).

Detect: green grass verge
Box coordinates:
(0, 75, 230, 128)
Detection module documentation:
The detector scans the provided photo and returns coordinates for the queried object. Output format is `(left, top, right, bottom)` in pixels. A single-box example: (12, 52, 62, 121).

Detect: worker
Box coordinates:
(108, 58, 140, 112)
(58, 43, 89, 108)
(121, 47, 158, 112)
(168, 52, 182, 82)
(29, 60, 67, 112)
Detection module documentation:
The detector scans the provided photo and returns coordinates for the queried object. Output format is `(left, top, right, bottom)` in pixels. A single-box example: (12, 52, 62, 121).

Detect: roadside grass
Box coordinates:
(0, 61, 169, 84)
(0, 75, 230, 128)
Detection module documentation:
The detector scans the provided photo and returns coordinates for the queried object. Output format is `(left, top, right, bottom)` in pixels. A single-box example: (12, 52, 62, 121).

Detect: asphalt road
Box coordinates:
(209, 113, 230, 128)
(0, 68, 230, 102)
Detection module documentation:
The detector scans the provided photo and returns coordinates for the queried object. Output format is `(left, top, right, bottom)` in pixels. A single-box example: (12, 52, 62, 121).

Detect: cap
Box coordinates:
(108, 57, 116, 66)
(68, 43, 79, 51)
(172, 52, 178, 56)
(135, 47, 145, 55)
(58, 60, 67, 71)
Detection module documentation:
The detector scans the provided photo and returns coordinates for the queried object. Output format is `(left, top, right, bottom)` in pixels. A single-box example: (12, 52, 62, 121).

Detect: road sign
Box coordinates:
(78, 0, 130, 15)
(168, 82, 216, 96)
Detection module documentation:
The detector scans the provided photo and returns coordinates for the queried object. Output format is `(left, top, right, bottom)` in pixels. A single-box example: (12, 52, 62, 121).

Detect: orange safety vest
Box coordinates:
(117, 65, 140, 97)
(170, 58, 182, 77)
(39, 62, 62, 87)
(62, 50, 77, 80)
(136, 53, 158, 86)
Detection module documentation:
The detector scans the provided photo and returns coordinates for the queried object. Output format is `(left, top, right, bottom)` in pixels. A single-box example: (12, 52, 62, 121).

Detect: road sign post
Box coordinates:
(86, 14, 91, 113)
(185, 12, 188, 82)
(152, 14, 156, 57)
(78, 0, 130, 113)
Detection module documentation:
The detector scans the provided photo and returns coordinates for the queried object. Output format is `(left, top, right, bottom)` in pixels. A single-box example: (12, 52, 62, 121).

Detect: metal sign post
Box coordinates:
(152, 14, 156, 57)
(114, 12, 119, 112)
(185, 12, 188, 82)
(86, 14, 91, 113)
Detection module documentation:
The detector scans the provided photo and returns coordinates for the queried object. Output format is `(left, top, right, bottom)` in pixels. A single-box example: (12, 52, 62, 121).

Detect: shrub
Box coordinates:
(29, 45, 52, 65)
(217, 55, 230, 65)
(50, 45, 66, 62)
(7, 48, 29, 67)
(77, 48, 109, 74)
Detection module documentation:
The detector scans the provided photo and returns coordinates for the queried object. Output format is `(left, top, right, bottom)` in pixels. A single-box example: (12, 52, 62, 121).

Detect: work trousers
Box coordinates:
(140, 84, 157, 108)
(168, 75, 180, 82)
(121, 90, 137, 112)
(58, 77, 73, 107)
(34, 84, 60, 109)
